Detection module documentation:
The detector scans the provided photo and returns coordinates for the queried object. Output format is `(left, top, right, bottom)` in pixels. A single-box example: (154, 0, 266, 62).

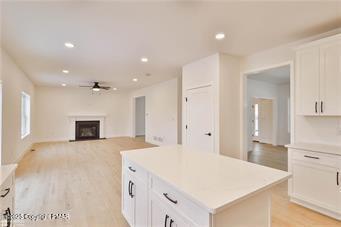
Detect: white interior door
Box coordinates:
(256, 98, 273, 144)
(185, 86, 214, 153)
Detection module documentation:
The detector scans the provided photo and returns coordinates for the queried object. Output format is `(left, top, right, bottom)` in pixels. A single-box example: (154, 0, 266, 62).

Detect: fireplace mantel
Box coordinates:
(68, 114, 106, 141)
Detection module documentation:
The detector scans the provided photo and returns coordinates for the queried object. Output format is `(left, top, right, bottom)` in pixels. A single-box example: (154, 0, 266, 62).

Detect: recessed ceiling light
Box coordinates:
(62, 70, 69, 74)
(132, 78, 138, 82)
(141, 57, 148, 62)
(113, 87, 118, 91)
(215, 33, 225, 40)
(64, 42, 75, 48)
(61, 83, 66, 87)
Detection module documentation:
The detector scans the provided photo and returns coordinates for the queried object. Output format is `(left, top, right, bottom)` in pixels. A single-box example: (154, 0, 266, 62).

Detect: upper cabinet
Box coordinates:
(296, 34, 341, 116)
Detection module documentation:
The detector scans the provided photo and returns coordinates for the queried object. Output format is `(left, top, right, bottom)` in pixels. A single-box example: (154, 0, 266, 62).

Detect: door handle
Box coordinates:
(205, 132, 212, 136)
(170, 219, 174, 227)
(164, 214, 169, 227)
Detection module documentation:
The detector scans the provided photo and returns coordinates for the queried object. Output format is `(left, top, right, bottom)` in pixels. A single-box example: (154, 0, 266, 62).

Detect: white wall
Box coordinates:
(1, 50, 35, 164)
(241, 29, 341, 149)
(35, 87, 130, 142)
(135, 96, 145, 136)
(130, 78, 178, 146)
(182, 53, 241, 158)
(277, 83, 290, 145)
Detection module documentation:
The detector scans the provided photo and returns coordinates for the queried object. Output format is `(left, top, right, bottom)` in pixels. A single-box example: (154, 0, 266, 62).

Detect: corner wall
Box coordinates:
(1, 50, 35, 164)
(130, 78, 179, 146)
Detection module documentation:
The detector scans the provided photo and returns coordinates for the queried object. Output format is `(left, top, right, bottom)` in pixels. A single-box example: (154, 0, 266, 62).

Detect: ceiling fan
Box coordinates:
(80, 82, 111, 91)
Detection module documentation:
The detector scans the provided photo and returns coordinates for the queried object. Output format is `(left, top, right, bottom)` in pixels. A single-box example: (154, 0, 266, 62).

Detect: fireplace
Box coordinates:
(75, 121, 100, 141)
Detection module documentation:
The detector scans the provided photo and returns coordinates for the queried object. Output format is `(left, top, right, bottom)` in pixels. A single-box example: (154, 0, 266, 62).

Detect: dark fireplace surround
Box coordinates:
(75, 120, 100, 141)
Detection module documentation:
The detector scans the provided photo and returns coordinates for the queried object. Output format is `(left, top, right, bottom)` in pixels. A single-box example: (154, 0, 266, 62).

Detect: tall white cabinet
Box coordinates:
(296, 34, 341, 116)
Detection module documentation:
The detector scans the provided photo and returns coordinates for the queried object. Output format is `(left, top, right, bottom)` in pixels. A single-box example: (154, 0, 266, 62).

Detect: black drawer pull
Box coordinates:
(337, 172, 339, 186)
(128, 166, 136, 172)
(315, 102, 318, 114)
(303, 155, 319, 160)
(128, 181, 132, 197)
(3, 207, 11, 227)
(163, 193, 178, 204)
(1, 188, 10, 198)
(170, 219, 174, 227)
(130, 182, 134, 198)
(164, 214, 169, 227)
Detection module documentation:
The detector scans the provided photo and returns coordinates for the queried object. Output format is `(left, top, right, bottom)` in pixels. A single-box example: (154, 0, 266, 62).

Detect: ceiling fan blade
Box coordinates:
(79, 85, 92, 88)
(101, 87, 111, 90)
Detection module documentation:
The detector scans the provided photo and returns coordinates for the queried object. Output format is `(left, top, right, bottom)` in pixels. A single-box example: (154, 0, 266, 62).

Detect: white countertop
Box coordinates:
(121, 145, 291, 213)
(0, 164, 17, 185)
(286, 143, 341, 156)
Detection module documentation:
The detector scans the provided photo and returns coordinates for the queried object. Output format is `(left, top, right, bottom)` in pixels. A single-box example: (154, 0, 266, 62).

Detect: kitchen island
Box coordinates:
(121, 145, 291, 227)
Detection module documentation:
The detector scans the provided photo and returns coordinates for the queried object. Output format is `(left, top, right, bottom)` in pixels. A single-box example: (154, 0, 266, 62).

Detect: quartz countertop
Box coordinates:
(286, 143, 341, 156)
(0, 164, 17, 186)
(121, 145, 291, 213)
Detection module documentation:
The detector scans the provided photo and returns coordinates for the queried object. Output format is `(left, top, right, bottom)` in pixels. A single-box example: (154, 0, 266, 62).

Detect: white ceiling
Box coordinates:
(2, 2, 341, 90)
(247, 65, 290, 85)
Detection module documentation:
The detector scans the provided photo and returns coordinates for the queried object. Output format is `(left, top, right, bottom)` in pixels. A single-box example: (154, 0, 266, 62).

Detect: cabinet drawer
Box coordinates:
(123, 158, 148, 182)
(151, 176, 209, 226)
(290, 149, 338, 167)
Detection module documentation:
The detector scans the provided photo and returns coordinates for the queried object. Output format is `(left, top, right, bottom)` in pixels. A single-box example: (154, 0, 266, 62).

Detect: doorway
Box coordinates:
(135, 96, 146, 141)
(243, 63, 292, 171)
(185, 85, 214, 153)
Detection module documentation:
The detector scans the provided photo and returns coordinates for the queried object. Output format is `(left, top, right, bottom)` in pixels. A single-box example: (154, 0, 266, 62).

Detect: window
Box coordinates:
(21, 92, 30, 139)
(254, 103, 259, 137)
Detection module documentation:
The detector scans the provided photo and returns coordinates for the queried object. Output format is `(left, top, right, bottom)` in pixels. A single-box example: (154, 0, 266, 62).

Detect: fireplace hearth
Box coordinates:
(75, 121, 100, 141)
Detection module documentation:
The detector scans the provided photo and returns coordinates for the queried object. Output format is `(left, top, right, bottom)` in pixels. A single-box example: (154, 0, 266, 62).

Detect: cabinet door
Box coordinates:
(122, 173, 135, 226)
(320, 40, 341, 116)
(133, 177, 148, 227)
(296, 47, 320, 115)
(292, 160, 340, 212)
(150, 193, 188, 227)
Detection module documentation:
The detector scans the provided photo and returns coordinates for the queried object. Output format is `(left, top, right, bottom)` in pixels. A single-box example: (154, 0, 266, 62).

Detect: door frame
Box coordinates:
(184, 84, 217, 153)
(132, 95, 146, 138)
(241, 61, 295, 160)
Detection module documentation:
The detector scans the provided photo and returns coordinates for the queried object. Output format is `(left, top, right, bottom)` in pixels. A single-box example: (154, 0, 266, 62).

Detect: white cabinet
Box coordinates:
(320, 40, 341, 115)
(122, 160, 148, 227)
(150, 193, 189, 227)
(0, 165, 16, 227)
(296, 35, 341, 116)
(296, 46, 320, 115)
(289, 148, 341, 219)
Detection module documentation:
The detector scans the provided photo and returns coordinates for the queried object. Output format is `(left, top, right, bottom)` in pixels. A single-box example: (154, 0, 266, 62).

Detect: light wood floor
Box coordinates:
(16, 138, 341, 226)
(248, 142, 288, 171)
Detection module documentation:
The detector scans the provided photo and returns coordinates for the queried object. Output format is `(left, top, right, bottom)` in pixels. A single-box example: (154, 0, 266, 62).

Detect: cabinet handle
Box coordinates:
(321, 101, 324, 113)
(303, 155, 319, 160)
(130, 182, 134, 198)
(3, 208, 11, 227)
(170, 219, 174, 227)
(164, 214, 169, 227)
(337, 172, 339, 186)
(128, 166, 136, 172)
(163, 193, 178, 204)
(205, 132, 212, 136)
(315, 102, 318, 114)
(1, 188, 10, 198)
(128, 181, 132, 197)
